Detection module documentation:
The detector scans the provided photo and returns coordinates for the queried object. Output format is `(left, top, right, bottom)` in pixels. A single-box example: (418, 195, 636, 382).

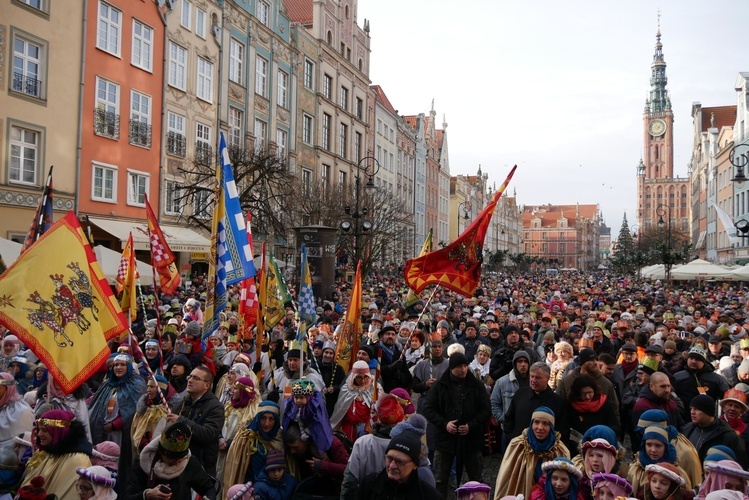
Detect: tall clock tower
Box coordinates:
(637, 19, 688, 231)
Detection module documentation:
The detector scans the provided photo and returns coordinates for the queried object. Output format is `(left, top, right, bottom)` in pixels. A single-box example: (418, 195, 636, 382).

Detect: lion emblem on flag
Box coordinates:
(25, 262, 100, 347)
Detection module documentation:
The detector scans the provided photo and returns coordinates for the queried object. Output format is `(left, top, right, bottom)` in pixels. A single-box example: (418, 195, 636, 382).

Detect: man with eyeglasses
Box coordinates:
(357, 431, 441, 498)
(167, 365, 224, 477)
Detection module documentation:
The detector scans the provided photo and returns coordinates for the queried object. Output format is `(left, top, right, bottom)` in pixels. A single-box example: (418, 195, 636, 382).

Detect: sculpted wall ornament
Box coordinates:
(228, 82, 246, 102)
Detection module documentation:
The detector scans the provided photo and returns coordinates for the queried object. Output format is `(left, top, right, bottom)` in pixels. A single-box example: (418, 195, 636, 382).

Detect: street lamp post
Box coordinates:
(656, 204, 672, 282)
(458, 202, 471, 235)
(340, 156, 381, 268)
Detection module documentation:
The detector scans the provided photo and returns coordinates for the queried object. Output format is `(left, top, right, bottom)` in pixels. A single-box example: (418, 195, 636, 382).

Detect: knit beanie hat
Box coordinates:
(690, 394, 716, 417)
(264, 449, 286, 470)
(449, 353, 469, 369)
(183, 321, 201, 338)
(386, 432, 421, 464)
(91, 441, 120, 470)
(16, 476, 47, 500)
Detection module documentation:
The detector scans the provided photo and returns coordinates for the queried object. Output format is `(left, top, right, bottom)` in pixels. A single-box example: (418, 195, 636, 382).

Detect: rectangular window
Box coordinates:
(355, 97, 363, 119)
(193, 189, 210, 218)
(164, 180, 183, 215)
(254, 119, 267, 151)
(167, 111, 186, 157)
(127, 170, 149, 206)
(97, 1, 121, 56)
(302, 169, 312, 195)
(9, 126, 38, 185)
(229, 39, 244, 84)
(255, 56, 267, 97)
(132, 20, 153, 71)
(323, 74, 332, 99)
(340, 86, 348, 111)
(92, 162, 117, 202)
(12, 35, 43, 98)
(276, 129, 287, 159)
(94, 77, 120, 139)
(354, 132, 362, 163)
(322, 113, 331, 151)
(302, 114, 313, 145)
(197, 57, 213, 102)
(19, 0, 46, 11)
(277, 70, 288, 108)
(168, 42, 187, 90)
(129, 90, 151, 148)
(195, 123, 212, 165)
(339, 123, 347, 158)
(181, 0, 191, 29)
(321, 164, 330, 192)
(228, 107, 243, 148)
(338, 171, 346, 190)
(195, 8, 206, 38)
(256, 0, 269, 25)
(303, 59, 314, 90)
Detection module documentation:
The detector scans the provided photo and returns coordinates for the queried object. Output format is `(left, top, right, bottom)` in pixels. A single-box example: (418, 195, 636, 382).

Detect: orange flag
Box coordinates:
(404, 165, 517, 296)
(335, 260, 362, 374)
(118, 233, 138, 322)
(144, 194, 180, 295)
(0, 211, 127, 392)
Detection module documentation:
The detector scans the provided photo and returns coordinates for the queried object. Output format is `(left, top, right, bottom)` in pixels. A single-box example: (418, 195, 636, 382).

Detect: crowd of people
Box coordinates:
(1, 271, 749, 500)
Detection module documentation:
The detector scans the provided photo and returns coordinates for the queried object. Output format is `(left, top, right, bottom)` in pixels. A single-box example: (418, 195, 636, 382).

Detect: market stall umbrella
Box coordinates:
(669, 259, 731, 280)
(94, 245, 154, 285)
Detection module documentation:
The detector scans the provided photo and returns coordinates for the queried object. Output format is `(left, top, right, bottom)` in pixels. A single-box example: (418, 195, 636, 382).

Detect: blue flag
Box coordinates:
(298, 244, 317, 324)
(203, 133, 256, 340)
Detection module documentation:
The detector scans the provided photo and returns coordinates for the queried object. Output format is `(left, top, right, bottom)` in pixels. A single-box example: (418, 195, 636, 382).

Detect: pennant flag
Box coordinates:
(21, 165, 54, 253)
(335, 260, 362, 374)
(238, 212, 258, 336)
(264, 254, 291, 329)
(203, 133, 256, 339)
(144, 193, 180, 295)
(404, 229, 433, 308)
(255, 242, 267, 354)
(0, 211, 127, 393)
(118, 233, 138, 321)
(404, 165, 517, 296)
(298, 244, 317, 325)
(115, 233, 139, 294)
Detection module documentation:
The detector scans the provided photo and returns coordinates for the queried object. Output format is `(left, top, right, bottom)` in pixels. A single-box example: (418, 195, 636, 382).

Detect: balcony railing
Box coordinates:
(94, 108, 119, 139)
(129, 119, 152, 148)
(195, 143, 213, 166)
(13, 72, 42, 98)
(167, 132, 186, 157)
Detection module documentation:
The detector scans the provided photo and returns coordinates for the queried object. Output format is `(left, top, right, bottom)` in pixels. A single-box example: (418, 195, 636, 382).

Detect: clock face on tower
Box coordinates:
(649, 119, 667, 137)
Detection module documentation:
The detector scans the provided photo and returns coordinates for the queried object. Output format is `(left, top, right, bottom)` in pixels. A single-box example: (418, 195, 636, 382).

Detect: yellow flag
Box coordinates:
(0, 211, 127, 392)
(118, 233, 138, 321)
(335, 260, 362, 374)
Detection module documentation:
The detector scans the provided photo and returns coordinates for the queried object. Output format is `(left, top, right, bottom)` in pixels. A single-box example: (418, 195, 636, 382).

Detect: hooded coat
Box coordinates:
(490, 350, 530, 423)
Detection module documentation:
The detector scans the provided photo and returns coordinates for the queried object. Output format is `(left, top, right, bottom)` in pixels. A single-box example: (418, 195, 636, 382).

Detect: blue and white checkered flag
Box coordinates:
(298, 244, 317, 324)
(219, 132, 255, 285)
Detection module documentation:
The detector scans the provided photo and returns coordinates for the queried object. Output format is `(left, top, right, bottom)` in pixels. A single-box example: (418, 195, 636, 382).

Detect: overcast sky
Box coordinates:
(357, 0, 749, 237)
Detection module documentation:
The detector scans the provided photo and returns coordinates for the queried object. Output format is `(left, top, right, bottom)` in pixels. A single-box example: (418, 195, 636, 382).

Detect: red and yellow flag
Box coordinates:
(0, 211, 127, 393)
(144, 194, 180, 295)
(119, 233, 138, 322)
(404, 165, 517, 296)
(255, 242, 266, 354)
(335, 260, 362, 374)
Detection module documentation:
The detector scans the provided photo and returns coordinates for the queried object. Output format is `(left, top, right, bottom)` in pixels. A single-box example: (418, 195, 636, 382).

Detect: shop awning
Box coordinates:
(88, 217, 210, 253)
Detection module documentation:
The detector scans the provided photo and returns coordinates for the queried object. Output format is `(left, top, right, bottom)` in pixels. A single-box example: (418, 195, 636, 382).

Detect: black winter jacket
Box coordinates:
(176, 390, 225, 476)
(422, 369, 491, 453)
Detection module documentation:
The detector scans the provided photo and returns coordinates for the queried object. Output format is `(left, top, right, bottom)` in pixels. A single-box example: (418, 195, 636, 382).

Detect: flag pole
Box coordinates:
(398, 285, 441, 361)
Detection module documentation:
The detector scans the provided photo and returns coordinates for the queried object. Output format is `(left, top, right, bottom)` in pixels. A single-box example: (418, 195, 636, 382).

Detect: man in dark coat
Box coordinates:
(673, 346, 730, 421)
(489, 325, 538, 380)
(458, 321, 489, 363)
(423, 353, 491, 497)
(167, 365, 225, 477)
(377, 326, 413, 392)
(502, 361, 568, 443)
(681, 394, 747, 467)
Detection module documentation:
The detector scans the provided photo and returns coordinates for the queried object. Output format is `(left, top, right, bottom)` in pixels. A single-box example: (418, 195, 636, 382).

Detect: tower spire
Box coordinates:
(648, 13, 669, 114)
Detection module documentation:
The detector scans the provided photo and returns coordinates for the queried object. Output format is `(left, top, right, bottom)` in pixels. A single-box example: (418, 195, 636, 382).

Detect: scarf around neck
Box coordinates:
(572, 394, 607, 414)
